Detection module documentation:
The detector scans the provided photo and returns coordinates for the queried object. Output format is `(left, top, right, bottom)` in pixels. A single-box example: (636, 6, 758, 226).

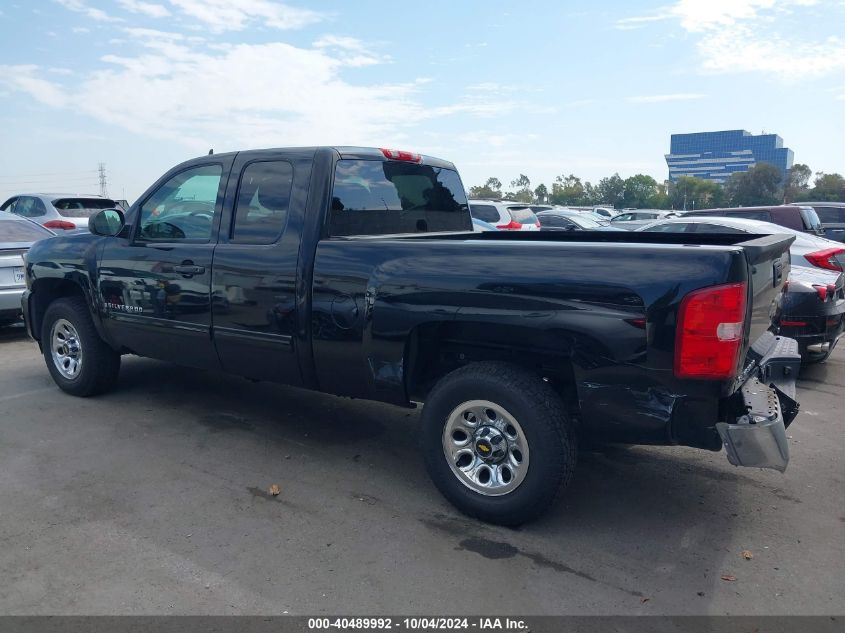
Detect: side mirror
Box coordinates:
(89, 208, 125, 237)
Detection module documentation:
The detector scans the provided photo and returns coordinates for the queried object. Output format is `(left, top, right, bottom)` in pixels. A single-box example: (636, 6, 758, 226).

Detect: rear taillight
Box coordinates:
(496, 220, 524, 230)
(804, 248, 845, 272)
(674, 282, 747, 380)
(379, 148, 422, 163)
(535, 221, 541, 229)
(42, 220, 76, 230)
(813, 284, 830, 301)
(780, 319, 807, 327)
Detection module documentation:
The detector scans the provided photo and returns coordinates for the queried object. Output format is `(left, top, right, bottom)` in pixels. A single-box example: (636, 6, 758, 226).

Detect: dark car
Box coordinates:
(22, 146, 801, 525)
(776, 266, 844, 363)
(684, 205, 825, 236)
(795, 202, 845, 243)
(535, 209, 625, 231)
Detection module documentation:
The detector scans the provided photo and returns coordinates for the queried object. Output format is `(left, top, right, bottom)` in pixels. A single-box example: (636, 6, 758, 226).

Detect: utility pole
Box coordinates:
(98, 163, 108, 197)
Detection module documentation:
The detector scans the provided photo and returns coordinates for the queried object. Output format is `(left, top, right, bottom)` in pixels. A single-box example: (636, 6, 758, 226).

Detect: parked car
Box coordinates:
(637, 216, 845, 361)
(683, 205, 825, 236)
(469, 200, 540, 231)
(23, 146, 800, 525)
(0, 213, 54, 326)
(609, 209, 678, 230)
(0, 193, 120, 231)
(635, 216, 844, 273)
(776, 266, 844, 363)
(535, 209, 625, 231)
(592, 206, 617, 219)
(794, 202, 845, 243)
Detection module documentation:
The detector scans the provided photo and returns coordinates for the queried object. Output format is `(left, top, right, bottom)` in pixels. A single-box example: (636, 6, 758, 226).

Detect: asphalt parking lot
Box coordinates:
(0, 322, 842, 615)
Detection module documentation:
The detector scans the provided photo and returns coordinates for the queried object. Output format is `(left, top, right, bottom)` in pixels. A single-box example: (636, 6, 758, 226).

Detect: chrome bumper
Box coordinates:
(717, 378, 796, 472)
(717, 335, 801, 472)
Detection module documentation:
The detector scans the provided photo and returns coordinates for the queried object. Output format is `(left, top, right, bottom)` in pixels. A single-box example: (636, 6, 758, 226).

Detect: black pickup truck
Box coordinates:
(22, 147, 801, 525)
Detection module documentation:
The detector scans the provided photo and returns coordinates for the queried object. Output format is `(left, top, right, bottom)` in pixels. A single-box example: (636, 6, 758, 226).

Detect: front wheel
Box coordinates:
(41, 296, 121, 396)
(421, 362, 576, 526)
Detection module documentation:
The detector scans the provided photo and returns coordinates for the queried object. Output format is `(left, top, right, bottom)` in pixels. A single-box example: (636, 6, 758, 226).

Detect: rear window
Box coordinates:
(329, 160, 471, 236)
(0, 217, 53, 242)
(470, 204, 500, 223)
(52, 197, 118, 218)
(506, 206, 538, 225)
(725, 210, 772, 222)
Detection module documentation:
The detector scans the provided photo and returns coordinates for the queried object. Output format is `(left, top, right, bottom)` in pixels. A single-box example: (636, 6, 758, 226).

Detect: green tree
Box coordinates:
(784, 163, 812, 203)
(595, 174, 625, 209)
(806, 172, 845, 202)
(622, 174, 659, 209)
(534, 183, 548, 204)
(507, 174, 534, 202)
(726, 163, 782, 206)
(549, 174, 586, 205)
(468, 177, 503, 199)
(669, 176, 725, 210)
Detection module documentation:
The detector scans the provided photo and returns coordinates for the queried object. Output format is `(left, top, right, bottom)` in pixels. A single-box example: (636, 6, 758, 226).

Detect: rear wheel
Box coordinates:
(421, 362, 576, 526)
(41, 296, 120, 396)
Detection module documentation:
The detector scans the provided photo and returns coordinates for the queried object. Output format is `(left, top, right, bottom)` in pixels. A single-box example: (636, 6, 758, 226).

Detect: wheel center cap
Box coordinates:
(474, 426, 507, 463)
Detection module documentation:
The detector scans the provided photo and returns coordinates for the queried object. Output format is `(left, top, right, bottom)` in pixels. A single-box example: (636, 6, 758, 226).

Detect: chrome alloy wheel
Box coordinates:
(442, 399, 530, 496)
(51, 318, 83, 380)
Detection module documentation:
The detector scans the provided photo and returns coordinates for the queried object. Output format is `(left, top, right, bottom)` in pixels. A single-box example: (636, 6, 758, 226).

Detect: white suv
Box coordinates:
(469, 201, 540, 231)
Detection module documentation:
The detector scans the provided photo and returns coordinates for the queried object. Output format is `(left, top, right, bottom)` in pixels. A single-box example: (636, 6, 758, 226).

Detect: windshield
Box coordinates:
(567, 214, 603, 229)
(330, 159, 471, 236)
(0, 216, 53, 242)
(53, 198, 118, 218)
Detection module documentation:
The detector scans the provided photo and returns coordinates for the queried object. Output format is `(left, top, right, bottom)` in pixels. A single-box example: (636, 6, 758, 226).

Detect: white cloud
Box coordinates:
(54, 0, 121, 22)
(0, 65, 68, 106)
(0, 34, 426, 151)
(167, 0, 324, 32)
(627, 93, 705, 103)
(72, 26, 90, 33)
(117, 0, 171, 18)
(616, 0, 845, 79)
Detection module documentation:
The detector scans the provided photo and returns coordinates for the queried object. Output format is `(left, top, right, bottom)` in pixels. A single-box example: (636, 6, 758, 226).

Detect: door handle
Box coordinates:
(173, 263, 205, 276)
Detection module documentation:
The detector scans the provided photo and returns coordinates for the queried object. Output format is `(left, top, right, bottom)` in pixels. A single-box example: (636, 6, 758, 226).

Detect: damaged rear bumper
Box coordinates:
(716, 336, 801, 472)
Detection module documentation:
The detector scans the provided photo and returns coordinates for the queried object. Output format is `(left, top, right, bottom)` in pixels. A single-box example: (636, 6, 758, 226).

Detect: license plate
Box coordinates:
(13, 267, 24, 284)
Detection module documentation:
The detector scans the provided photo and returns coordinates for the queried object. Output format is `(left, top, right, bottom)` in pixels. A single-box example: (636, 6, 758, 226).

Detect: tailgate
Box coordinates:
(736, 234, 795, 353)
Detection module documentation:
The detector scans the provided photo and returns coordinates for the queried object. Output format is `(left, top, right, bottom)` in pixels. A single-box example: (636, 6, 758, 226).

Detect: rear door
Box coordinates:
(97, 158, 232, 368)
(210, 149, 313, 385)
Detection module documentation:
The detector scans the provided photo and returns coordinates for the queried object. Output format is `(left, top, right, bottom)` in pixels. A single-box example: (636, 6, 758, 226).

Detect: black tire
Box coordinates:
(421, 362, 576, 526)
(41, 296, 120, 396)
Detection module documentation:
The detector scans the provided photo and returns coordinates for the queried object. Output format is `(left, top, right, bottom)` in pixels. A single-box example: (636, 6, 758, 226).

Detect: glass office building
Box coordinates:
(665, 130, 793, 184)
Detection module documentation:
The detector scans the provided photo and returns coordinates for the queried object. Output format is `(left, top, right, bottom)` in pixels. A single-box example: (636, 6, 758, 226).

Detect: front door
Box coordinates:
(98, 160, 232, 369)
(210, 150, 311, 385)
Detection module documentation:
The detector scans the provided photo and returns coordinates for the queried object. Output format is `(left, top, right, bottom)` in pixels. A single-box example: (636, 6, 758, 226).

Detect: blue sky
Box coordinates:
(1, 0, 844, 202)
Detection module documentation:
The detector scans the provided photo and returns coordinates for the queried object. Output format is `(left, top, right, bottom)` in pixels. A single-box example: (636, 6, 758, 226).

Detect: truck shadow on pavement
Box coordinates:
(104, 356, 749, 608)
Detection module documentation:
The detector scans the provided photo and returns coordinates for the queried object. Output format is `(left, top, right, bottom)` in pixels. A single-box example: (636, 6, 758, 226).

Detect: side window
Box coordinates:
(614, 213, 633, 221)
(138, 164, 223, 241)
(470, 204, 500, 223)
(540, 215, 563, 227)
(13, 196, 44, 218)
(231, 161, 293, 245)
(816, 207, 845, 223)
